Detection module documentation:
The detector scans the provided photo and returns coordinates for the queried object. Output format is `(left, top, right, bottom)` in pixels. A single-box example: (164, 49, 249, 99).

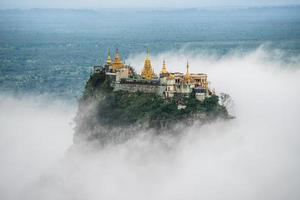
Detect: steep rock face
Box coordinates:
(74, 72, 230, 144)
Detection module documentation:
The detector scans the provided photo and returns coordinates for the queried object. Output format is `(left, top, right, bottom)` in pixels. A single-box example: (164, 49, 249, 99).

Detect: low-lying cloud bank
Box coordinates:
(1, 47, 300, 200)
(0, 95, 75, 200)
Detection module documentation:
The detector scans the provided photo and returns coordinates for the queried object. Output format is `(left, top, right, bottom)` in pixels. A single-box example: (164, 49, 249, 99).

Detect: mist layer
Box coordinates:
(0, 47, 300, 200)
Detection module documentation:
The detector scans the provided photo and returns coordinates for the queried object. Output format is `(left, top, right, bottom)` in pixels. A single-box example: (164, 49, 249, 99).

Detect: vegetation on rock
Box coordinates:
(75, 72, 231, 143)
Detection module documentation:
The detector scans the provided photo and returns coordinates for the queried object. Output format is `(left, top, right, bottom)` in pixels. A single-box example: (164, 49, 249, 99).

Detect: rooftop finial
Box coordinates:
(161, 60, 168, 74)
(141, 48, 154, 80)
(112, 48, 123, 69)
(187, 60, 190, 74)
(184, 60, 191, 82)
(106, 48, 112, 65)
(146, 48, 150, 59)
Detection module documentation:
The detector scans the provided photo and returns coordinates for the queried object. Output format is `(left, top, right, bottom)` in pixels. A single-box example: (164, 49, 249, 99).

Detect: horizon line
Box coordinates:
(1, 4, 300, 11)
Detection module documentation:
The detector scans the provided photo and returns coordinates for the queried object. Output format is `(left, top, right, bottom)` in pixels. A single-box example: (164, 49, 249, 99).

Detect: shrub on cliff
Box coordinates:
(76, 72, 230, 133)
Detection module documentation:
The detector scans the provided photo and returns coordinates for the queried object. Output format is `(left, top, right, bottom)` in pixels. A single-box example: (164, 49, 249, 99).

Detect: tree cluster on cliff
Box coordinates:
(75, 72, 230, 140)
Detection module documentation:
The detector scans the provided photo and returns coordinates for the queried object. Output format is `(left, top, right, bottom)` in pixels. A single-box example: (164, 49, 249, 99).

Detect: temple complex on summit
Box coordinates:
(93, 48, 212, 101)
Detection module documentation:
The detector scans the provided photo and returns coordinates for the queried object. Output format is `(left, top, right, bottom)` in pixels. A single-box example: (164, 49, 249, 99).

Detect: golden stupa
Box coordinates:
(112, 48, 124, 70)
(141, 49, 155, 80)
(106, 49, 112, 65)
(160, 60, 168, 74)
(184, 61, 192, 83)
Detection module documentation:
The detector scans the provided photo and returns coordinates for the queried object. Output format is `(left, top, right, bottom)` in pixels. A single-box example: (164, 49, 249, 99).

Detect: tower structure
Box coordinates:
(160, 60, 168, 74)
(106, 49, 112, 65)
(141, 49, 155, 80)
(112, 48, 124, 70)
(184, 60, 191, 83)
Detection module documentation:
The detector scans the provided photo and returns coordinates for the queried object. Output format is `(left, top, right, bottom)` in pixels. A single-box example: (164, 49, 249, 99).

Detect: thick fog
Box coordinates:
(0, 47, 300, 200)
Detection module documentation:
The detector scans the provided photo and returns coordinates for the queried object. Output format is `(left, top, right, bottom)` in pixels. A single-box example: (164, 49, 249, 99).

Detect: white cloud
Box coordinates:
(0, 47, 300, 199)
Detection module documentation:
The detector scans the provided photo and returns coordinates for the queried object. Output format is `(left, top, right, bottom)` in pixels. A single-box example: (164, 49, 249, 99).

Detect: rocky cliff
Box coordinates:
(74, 72, 231, 144)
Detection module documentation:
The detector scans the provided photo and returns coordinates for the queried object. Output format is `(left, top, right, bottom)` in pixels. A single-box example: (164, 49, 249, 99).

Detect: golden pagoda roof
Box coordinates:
(141, 49, 155, 80)
(106, 48, 112, 65)
(184, 61, 191, 82)
(112, 48, 124, 69)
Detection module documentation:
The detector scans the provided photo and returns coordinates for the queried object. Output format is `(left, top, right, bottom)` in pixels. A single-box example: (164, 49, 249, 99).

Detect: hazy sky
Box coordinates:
(0, 0, 299, 9)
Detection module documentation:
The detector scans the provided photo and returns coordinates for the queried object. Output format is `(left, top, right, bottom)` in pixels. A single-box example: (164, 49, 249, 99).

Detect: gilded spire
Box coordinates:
(112, 48, 123, 70)
(184, 60, 191, 82)
(115, 48, 121, 61)
(141, 49, 154, 80)
(186, 60, 190, 75)
(146, 48, 150, 59)
(160, 60, 168, 74)
(106, 48, 112, 65)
